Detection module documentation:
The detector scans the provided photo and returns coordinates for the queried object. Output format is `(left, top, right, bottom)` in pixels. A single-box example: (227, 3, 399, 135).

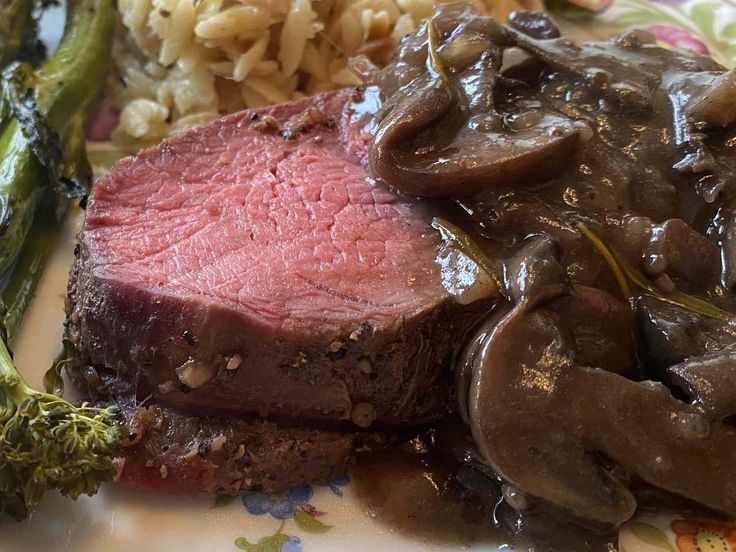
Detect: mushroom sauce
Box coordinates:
(355, 3, 736, 550)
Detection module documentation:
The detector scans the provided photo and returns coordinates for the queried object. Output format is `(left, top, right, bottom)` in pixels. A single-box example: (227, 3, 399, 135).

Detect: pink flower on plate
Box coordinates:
(86, 96, 119, 142)
(645, 24, 710, 55)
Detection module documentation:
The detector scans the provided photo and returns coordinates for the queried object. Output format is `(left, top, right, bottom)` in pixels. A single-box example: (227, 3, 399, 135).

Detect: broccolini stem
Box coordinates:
(0, 0, 113, 277)
(0, 0, 121, 521)
(2, 110, 89, 339)
(0, 330, 20, 387)
(0, 0, 37, 69)
(0, 194, 63, 340)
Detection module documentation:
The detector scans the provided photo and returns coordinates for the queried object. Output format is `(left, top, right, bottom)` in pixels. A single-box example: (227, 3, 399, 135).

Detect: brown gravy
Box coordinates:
(353, 423, 621, 551)
(353, 441, 508, 548)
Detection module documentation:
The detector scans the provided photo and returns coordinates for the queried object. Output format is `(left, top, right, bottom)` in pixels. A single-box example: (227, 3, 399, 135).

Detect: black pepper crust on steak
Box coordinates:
(115, 399, 382, 495)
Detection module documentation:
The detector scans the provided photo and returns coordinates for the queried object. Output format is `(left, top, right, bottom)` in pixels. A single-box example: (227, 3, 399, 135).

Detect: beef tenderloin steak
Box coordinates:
(65, 88, 477, 492)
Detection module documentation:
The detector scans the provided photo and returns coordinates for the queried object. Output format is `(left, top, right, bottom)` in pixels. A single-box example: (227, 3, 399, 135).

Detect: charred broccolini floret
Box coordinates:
(0, 331, 123, 520)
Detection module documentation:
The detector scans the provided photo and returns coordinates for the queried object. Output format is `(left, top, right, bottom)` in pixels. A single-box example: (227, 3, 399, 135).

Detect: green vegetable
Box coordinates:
(0, 0, 113, 277)
(2, 0, 111, 333)
(1, 192, 66, 340)
(0, 0, 123, 521)
(1, 62, 62, 193)
(0, 328, 123, 520)
(0, 0, 47, 69)
(3, 110, 93, 341)
(578, 222, 733, 320)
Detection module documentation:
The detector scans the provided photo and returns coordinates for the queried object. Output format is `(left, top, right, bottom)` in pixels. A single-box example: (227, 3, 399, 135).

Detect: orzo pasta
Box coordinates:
(111, 0, 540, 143)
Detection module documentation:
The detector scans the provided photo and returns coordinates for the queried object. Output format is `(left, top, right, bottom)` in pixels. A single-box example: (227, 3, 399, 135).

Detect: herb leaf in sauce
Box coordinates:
(426, 20, 448, 83)
(578, 222, 732, 320)
(432, 217, 507, 300)
(576, 222, 632, 300)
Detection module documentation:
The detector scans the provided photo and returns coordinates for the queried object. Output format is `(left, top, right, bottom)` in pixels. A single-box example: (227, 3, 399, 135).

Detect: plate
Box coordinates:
(1, 2, 736, 551)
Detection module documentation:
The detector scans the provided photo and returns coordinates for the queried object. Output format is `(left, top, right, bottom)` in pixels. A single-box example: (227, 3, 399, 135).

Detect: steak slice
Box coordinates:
(65, 88, 471, 433)
(115, 399, 381, 495)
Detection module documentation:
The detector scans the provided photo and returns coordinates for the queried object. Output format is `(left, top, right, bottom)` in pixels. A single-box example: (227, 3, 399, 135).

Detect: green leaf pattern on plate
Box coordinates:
(293, 509, 332, 534)
(235, 533, 290, 552)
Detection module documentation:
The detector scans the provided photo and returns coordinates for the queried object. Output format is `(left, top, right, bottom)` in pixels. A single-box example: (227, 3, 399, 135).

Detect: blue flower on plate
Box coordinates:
(242, 485, 314, 519)
(328, 474, 351, 497)
(280, 536, 302, 552)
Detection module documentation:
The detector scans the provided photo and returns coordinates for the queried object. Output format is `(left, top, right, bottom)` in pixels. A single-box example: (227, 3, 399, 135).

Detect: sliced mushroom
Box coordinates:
(549, 285, 636, 375)
(369, 4, 589, 199)
(612, 217, 719, 290)
(468, 302, 736, 525)
(636, 295, 736, 379)
(501, 24, 721, 113)
(663, 68, 734, 200)
(467, 305, 639, 525)
(668, 347, 736, 419)
(664, 70, 726, 146)
(455, 304, 511, 424)
(371, 95, 587, 198)
(685, 68, 736, 129)
(504, 234, 570, 305)
(499, 27, 655, 111)
(644, 219, 719, 288)
(457, 234, 570, 422)
(507, 10, 560, 40)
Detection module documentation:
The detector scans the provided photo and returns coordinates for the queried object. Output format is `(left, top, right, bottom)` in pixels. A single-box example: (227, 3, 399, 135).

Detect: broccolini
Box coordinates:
(0, 0, 113, 274)
(0, 0, 124, 521)
(0, 328, 123, 520)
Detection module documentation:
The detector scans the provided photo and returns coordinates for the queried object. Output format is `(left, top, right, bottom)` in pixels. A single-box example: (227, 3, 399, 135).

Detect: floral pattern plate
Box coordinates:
(2, 2, 736, 551)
